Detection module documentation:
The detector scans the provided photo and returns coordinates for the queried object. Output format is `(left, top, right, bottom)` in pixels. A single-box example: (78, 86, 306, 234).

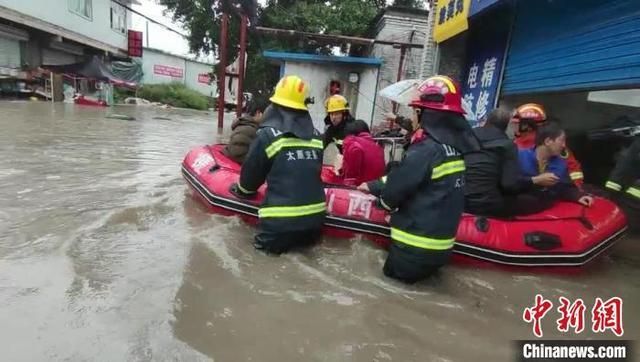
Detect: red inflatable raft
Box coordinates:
(182, 144, 628, 267)
(74, 95, 107, 107)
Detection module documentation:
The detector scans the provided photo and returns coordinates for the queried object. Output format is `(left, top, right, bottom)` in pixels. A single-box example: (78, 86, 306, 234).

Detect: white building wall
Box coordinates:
(185, 61, 215, 97)
(141, 48, 216, 96)
(0, 0, 130, 51)
(371, 10, 430, 124)
(141, 49, 186, 85)
(355, 67, 379, 124)
(282, 62, 380, 132)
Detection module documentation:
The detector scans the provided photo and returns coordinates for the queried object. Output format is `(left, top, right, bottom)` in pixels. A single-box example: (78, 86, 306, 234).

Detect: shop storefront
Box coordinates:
(499, 0, 640, 184)
(434, 0, 511, 126)
(459, 1, 511, 126)
(432, 0, 472, 86)
(434, 0, 640, 185)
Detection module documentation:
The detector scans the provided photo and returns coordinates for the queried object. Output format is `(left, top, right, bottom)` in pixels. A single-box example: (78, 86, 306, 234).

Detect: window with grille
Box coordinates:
(110, 1, 127, 34)
(69, 0, 93, 20)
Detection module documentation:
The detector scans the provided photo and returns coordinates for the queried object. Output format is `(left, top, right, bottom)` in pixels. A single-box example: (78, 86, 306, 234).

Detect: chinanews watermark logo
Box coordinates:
(516, 294, 634, 361)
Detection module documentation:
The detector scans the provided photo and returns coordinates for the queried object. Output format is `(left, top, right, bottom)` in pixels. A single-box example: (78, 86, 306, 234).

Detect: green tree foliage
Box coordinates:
(159, 0, 391, 94)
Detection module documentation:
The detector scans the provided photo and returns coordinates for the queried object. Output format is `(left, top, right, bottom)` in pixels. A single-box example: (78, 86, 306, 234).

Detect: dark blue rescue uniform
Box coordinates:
(368, 135, 466, 283)
(605, 137, 640, 232)
(234, 105, 326, 254)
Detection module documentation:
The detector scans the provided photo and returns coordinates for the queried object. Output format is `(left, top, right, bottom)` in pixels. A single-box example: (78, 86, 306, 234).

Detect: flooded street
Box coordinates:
(0, 101, 638, 361)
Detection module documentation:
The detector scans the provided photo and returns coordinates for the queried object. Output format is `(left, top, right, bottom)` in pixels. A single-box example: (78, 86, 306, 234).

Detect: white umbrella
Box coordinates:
(377, 79, 422, 105)
(379, 78, 481, 127)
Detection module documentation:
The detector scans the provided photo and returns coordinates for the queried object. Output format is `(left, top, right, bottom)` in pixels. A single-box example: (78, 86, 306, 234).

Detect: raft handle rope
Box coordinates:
(206, 145, 221, 173)
(463, 206, 594, 230)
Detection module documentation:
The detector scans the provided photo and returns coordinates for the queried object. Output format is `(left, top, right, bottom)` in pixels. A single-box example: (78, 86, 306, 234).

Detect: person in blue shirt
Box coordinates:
(518, 123, 593, 207)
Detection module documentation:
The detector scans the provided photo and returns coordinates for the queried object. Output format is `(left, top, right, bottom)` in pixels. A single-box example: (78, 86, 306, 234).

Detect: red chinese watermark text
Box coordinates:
(522, 295, 623, 338)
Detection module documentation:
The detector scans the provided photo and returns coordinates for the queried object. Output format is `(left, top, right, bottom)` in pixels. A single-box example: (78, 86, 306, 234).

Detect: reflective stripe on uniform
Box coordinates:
(390, 227, 455, 250)
(626, 187, 640, 199)
(237, 183, 255, 194)
(265, 138, 323, 158)
(570, 172, 584, 180)
(605, 181, 622, 192)
(431, 160, 465, 180)
(258, 202, 326, 218)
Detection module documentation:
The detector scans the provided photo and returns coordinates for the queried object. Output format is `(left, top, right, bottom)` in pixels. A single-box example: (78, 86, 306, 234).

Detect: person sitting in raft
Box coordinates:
(322, 94, 356, 152)
(464, 107, 558, 217)
(518, 123, 593, 207)
(358, 75, 480, 284)
(222, 97, 269, 164)
(333, 119, 385, 186)
(510, 103, 585, 188)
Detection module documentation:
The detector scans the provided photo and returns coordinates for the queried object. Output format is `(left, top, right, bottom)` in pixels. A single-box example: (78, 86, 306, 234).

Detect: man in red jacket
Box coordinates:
(510, 103, 585, 188)
(335, 119, 386, 186)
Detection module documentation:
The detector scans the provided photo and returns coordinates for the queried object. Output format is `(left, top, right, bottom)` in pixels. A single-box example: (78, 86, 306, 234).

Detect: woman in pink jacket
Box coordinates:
(336, 119, 386, 186)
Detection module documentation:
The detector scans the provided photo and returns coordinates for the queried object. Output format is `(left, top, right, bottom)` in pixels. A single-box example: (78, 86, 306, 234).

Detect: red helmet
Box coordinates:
(510, 103, 547, 137)
(511, 103, 547, 124)
(409, 75, 464, 115)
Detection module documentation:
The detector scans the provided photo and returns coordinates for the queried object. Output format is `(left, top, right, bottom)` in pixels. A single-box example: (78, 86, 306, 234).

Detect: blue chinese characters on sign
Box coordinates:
(461, 26, 508, 127)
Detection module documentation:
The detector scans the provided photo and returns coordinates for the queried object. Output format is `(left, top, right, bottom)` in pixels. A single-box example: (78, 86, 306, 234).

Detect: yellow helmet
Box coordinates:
(269, 75, 310, 111)
(325, 94, 349, 113)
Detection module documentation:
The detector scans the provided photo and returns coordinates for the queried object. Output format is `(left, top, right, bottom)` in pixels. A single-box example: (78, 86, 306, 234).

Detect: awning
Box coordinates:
(44, 56, 137, 88)
(468, 0, 504, 18)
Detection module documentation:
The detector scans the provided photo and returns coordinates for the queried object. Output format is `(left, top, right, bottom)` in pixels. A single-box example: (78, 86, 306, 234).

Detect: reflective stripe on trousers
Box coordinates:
(605, 181, 640, 199)
(627, 187, 640, 200)
(259, 202, 326, 218)
(605, 181, 622, 192)
(390, 227, 455, 251)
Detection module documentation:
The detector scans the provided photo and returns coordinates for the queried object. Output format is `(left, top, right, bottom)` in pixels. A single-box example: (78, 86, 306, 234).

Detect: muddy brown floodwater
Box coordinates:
(0, 101, 638, 361)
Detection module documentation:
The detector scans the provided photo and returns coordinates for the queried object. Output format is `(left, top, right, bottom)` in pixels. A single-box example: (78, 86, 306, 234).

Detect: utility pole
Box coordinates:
(393, 44, 407, 114)
(393, 29, 416, 113)
(236, 14, 248, 118)
(217, 12, 229, 130)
